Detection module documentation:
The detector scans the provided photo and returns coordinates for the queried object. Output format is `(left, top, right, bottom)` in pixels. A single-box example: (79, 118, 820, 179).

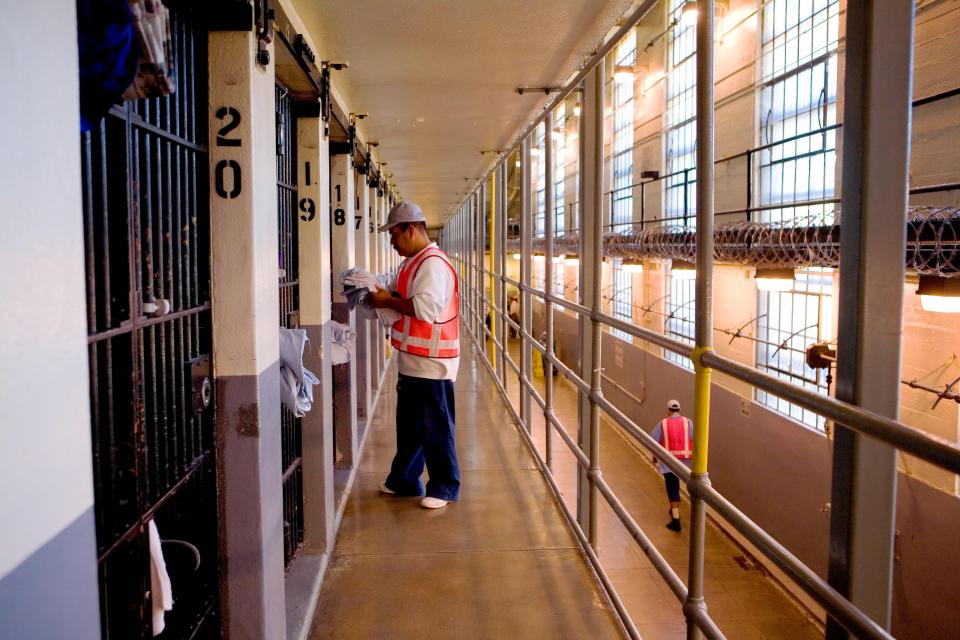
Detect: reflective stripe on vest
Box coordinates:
(660, 415, 692, 459)
(390, 246, 460, 359)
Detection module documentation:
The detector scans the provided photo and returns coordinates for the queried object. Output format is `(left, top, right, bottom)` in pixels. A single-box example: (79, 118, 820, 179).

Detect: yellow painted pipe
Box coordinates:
(691, 346, 713, 475)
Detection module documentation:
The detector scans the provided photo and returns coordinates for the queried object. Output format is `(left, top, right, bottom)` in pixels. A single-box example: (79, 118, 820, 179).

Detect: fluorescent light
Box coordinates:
(622, 259, 644, 274)
(680, 1, 698, 27)
(754, 268, 795, 292)
(920, 295, 960, 313)
(917, 275, 960, 313)
(672, 260, 696, 280)
(613, 65, 634, 85)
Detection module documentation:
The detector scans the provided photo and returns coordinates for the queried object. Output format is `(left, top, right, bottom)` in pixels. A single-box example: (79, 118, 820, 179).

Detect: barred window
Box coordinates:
(755, 0, 840, 429)
(610, 258, 634, 342)
(756, 269, 834, 429)
(663, 0, 697, 368)
(553, 108, 566, 235)
(535, 123, 546, 238)
(665, 271, 695, 368)
(612, 31, 636, 233)
(664, 0, 697, 227)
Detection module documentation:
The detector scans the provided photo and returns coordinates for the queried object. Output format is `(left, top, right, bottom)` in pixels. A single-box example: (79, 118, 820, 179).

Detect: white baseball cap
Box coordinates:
(667, 399, 681, 411)
(379, 201, 426, 232)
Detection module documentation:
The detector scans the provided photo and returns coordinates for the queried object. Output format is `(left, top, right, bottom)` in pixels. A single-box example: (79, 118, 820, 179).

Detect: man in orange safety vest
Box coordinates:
(368, 201, 461, 509)
(650, 399, 694, 532)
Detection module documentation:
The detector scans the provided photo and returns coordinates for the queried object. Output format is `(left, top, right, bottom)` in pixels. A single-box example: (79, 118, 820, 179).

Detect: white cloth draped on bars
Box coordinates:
(279, 327, 319, 417)
(149, 519, 173, 636)
(327, 320, 357, 365)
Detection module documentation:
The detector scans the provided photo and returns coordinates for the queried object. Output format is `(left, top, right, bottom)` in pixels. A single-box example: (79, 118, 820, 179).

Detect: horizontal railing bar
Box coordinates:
(701, 350, 960, 474)
(713, 197, 840, 219)
(544, 292, 591, 316)
(280, 456, 302, 484)
(693, 480, 891, 640)
(544, 409, 591, 468)
(518, 281, 548, 298)
(537, 343, 591, 395)
(595, 310, 695, 359)
(687, 606, 728, 640)
(98, 452, 211, 563)
(592, 474, 689, 602)
(88, 303, 212, 344)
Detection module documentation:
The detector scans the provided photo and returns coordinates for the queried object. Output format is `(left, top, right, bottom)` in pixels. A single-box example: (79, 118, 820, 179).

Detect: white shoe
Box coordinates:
(379, 482, 395, 495)
(420, 496, 448, 509)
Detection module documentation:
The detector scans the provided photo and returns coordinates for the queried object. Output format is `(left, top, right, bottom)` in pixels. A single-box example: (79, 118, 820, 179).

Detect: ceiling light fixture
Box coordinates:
(917, 275, 960, 313)
(613, 65, 635, 85)
(679, 0, 729, 29)
(680, 1, 699, 26)
(672, 260, 697, 280)
(754, 267, 795, 292)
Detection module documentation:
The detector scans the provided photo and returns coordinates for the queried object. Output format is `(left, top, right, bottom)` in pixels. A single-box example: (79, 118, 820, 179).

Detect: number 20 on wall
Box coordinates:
(215, 106, 242, 199)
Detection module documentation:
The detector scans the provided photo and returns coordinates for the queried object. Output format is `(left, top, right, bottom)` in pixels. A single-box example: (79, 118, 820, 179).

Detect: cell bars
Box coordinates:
(81, 4, 220, 638)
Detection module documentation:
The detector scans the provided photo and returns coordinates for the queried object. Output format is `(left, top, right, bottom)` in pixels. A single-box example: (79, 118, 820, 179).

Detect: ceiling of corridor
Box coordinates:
(293, 0, 638, 227)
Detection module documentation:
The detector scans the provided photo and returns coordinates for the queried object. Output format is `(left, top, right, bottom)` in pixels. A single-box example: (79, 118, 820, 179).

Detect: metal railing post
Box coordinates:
(686, 1, 715, 638)
(520, 137, 533, 432)
(499, 161, 509, 389)
(827, 2, 915, 636)
(544, 111, 556, 470)
(588, 59, 605, 550)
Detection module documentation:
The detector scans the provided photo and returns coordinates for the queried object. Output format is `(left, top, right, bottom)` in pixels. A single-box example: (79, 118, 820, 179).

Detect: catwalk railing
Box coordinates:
(439, 2, 959, 638)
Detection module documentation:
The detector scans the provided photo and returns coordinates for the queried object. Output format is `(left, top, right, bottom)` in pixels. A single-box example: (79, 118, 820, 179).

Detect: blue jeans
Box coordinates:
(385, 374, 461, 501)
(663, 472, 681, 502)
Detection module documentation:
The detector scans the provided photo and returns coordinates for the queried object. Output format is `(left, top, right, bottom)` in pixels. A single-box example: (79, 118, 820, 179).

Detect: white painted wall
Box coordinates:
(0, 1, 95, 578)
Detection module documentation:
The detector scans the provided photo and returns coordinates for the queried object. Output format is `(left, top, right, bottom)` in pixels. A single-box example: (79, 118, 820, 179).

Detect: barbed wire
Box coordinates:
(509, 206, 960, 276)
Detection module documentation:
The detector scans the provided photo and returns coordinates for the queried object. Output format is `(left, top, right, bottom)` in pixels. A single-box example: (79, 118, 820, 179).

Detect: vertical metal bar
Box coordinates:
(489, 173, 496, 363)
(640, 182, 645, 230)
(520, 137, 533, 432)
(499, 161, 509, 390)
(544, 111, 555, 470)
(745, 150, 752, 221)
(686, 1, 715, 637)
(827, 2, 914, 635)
(576, 74, 595, 534)
(586, 59, 604, 550)
(493, 162, 504, 382)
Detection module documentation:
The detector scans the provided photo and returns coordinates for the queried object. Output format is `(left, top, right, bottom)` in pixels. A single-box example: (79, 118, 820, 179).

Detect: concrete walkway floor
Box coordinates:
(308, 342, 624, 639)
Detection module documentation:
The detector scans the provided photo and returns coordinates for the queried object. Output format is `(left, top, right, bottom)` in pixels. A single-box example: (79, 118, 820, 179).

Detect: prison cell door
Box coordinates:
(276, 82, 305, 568)
(80, 4, 220, 638)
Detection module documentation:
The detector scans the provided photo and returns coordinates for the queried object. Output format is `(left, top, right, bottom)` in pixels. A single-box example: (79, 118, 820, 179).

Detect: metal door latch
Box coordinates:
(188, 355, 212, 415)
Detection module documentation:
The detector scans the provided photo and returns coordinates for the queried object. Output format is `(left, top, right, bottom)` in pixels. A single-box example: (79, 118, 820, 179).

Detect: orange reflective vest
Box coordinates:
(660, 415, 692, 460)
(390, 246, 460, 359)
